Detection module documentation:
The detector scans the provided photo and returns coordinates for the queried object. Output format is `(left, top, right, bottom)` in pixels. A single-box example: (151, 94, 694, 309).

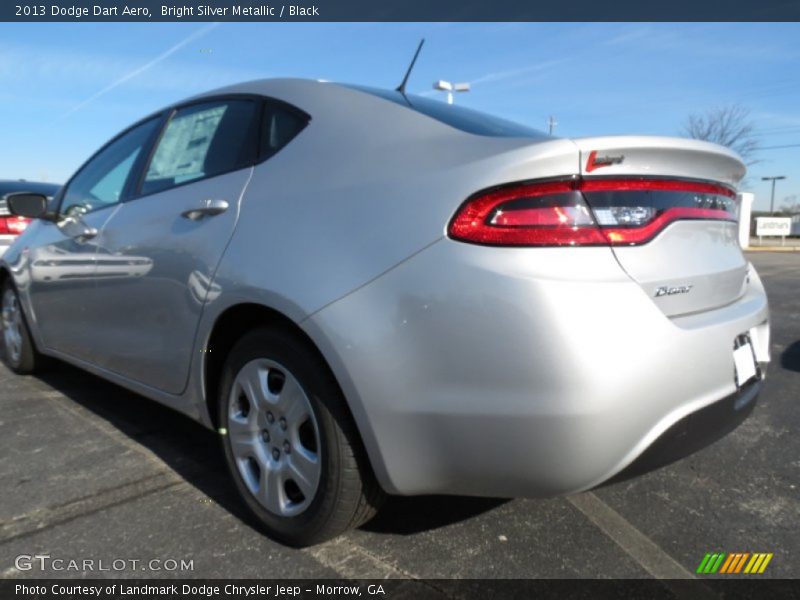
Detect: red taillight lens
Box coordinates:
(448, 180, 607, 247)
(579, 179, 735, 195)
(448, 178, 737, 247)
(0, 216, 31, 235)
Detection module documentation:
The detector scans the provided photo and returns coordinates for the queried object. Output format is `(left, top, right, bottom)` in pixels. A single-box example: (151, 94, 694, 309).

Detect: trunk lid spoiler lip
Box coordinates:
(569, 135, 746, 188)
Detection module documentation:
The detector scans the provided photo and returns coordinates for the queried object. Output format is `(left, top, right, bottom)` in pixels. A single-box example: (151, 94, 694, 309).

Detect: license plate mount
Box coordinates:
(734, 334, 758, 388)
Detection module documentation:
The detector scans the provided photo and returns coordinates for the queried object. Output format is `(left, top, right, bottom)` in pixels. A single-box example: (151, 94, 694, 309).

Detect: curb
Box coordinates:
(744, 247, 800, 252)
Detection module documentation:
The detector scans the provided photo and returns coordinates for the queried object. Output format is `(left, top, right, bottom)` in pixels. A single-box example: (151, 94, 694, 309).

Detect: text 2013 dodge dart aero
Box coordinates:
(0, 79, 769, 546)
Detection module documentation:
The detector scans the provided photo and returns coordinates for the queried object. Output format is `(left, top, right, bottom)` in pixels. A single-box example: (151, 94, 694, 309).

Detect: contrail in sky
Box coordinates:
(58, 23, 219, 120)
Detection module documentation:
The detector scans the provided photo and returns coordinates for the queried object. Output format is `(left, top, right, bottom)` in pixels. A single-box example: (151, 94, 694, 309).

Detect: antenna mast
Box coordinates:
(396, 38, 425, 95)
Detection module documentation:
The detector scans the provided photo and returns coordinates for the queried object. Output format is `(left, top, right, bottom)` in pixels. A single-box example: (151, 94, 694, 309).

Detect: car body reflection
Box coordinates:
(30, 244, 153, 282)
(188, 269, 221, 304)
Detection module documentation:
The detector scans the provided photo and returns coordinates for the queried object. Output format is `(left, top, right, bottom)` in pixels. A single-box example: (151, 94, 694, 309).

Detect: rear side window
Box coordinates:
(260, 103, 308, 160)
(142, 100, 258, 196)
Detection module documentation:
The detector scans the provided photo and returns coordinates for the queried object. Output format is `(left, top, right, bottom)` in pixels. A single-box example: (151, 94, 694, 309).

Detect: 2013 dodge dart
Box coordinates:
(1, 79, 769, 546)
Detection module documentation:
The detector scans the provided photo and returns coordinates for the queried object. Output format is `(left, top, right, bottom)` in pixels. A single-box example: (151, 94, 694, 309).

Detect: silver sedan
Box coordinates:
(1, 79, 769, 546)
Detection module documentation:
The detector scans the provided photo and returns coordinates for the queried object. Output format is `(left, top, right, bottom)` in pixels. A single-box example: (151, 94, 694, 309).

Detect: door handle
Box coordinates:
(58, 217, 98, 242)
(181, 199, 229, 221)
(75, 227, 98, 242)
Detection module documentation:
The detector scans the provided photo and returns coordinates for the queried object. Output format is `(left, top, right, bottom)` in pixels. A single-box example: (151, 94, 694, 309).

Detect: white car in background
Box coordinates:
(0, 181, 60, 255)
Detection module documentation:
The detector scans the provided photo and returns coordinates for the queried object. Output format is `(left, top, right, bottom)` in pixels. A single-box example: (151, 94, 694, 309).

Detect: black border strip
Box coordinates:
(2, 579, 798, 599)
(3, 0, 800, 22)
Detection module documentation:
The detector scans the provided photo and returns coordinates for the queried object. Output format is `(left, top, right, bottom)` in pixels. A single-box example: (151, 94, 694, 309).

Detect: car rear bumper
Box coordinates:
(305, 240, 770, 497)
(605, 377, 762, 485)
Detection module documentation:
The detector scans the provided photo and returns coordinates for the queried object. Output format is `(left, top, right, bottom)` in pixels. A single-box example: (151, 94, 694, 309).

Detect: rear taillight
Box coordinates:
(0, 216, 31, 236)
(448, 180, 607, 246)
(448, 178, 737, 247)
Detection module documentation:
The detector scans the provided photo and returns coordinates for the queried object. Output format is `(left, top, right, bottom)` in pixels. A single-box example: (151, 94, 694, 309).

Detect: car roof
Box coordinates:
(0, 180, 60, 198)
(185, 78, 546, 139)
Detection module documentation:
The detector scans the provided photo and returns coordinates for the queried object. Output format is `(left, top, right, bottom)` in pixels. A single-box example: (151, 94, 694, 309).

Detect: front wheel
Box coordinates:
(1, 281, 43, 374)
(218, 327, 384, 546)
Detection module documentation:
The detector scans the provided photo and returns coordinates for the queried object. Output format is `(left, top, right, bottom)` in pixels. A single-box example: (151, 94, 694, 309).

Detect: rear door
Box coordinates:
(84, 98, 260, 393)
(574, 136, 747, 317)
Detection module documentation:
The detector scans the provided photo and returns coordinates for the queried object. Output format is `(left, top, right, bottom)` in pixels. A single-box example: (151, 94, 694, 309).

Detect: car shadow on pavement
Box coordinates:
(780, 340, 800, 373)
(32, 359, 507, 538)
(32, 359, 267, 530)
(362, 495, 508, 535)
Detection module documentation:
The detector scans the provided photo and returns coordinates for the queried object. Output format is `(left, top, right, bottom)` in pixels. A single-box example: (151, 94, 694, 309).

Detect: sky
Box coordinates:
(0, 22, 799, 211)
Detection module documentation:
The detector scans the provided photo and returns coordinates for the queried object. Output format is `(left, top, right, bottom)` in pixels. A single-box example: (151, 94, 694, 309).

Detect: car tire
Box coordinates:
(1, 281, 44, 374)
(218, 326, 384, 546)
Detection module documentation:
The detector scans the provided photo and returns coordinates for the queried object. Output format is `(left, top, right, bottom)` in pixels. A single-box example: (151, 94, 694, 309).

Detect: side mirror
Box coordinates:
(6, 193, 49, 219)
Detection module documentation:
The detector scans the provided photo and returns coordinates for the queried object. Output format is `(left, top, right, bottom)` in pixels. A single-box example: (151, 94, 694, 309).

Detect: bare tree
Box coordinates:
(683, 105, 759, 165)
(780, 195, 800, 214)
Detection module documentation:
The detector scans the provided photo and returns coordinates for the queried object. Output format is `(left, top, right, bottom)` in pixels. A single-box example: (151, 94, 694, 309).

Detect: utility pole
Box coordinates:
(547, 115, 558, 135)
(433, 80, 470, 105)
(761, 176, 786, 214)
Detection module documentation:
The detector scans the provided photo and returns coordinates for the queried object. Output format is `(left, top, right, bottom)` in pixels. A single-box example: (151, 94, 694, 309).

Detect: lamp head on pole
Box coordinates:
(433, 80, 470, 104)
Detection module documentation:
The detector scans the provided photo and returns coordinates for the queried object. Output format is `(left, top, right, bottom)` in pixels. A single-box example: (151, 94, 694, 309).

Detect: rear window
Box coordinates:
(346, 85, 545, 138)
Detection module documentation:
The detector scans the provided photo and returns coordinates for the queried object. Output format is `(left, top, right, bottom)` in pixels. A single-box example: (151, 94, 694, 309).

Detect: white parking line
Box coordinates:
(304, 537, 410, 579)
(304, 539, 452, 598)
(568, 492, 697, 580)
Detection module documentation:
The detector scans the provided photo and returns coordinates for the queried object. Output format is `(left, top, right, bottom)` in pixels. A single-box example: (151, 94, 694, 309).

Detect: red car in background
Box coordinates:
(0, 180, 60, 255)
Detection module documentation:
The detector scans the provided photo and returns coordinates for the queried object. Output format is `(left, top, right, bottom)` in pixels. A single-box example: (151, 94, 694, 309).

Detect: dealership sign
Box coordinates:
(755, 217, 791, 237)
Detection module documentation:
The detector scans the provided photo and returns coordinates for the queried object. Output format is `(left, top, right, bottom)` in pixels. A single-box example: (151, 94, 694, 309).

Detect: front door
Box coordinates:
(26, 116, 162, 362)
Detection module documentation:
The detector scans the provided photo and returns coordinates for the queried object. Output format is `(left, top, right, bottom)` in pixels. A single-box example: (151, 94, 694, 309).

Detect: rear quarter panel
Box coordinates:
(190, 82, 586, 471)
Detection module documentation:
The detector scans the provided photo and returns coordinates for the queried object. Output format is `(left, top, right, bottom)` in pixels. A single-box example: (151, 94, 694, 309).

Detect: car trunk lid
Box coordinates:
(573, 136, 747, 317)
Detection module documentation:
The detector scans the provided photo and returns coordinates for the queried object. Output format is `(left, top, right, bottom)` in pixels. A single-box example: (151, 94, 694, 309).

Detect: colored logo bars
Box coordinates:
(697, 552, 773, 574)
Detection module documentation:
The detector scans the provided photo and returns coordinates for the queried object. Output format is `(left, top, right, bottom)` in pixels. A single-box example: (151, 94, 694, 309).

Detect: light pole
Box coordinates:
(547, 115, 558, 135)
(433, 80, 470, 104)
(761, 176, 786, 214)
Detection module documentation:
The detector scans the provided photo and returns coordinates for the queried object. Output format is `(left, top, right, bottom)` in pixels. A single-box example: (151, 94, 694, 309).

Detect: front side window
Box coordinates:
(142, 100, 258, 196)
(60, 117, 160, 217)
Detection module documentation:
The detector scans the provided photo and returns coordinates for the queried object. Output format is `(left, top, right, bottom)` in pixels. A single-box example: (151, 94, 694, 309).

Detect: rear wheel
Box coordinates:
(218, 327, 383, 546)
(1, 281, 43, 374)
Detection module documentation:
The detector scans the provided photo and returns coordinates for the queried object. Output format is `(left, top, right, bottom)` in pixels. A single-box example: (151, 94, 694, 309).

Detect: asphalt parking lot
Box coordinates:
(1, 252, 798, 581)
